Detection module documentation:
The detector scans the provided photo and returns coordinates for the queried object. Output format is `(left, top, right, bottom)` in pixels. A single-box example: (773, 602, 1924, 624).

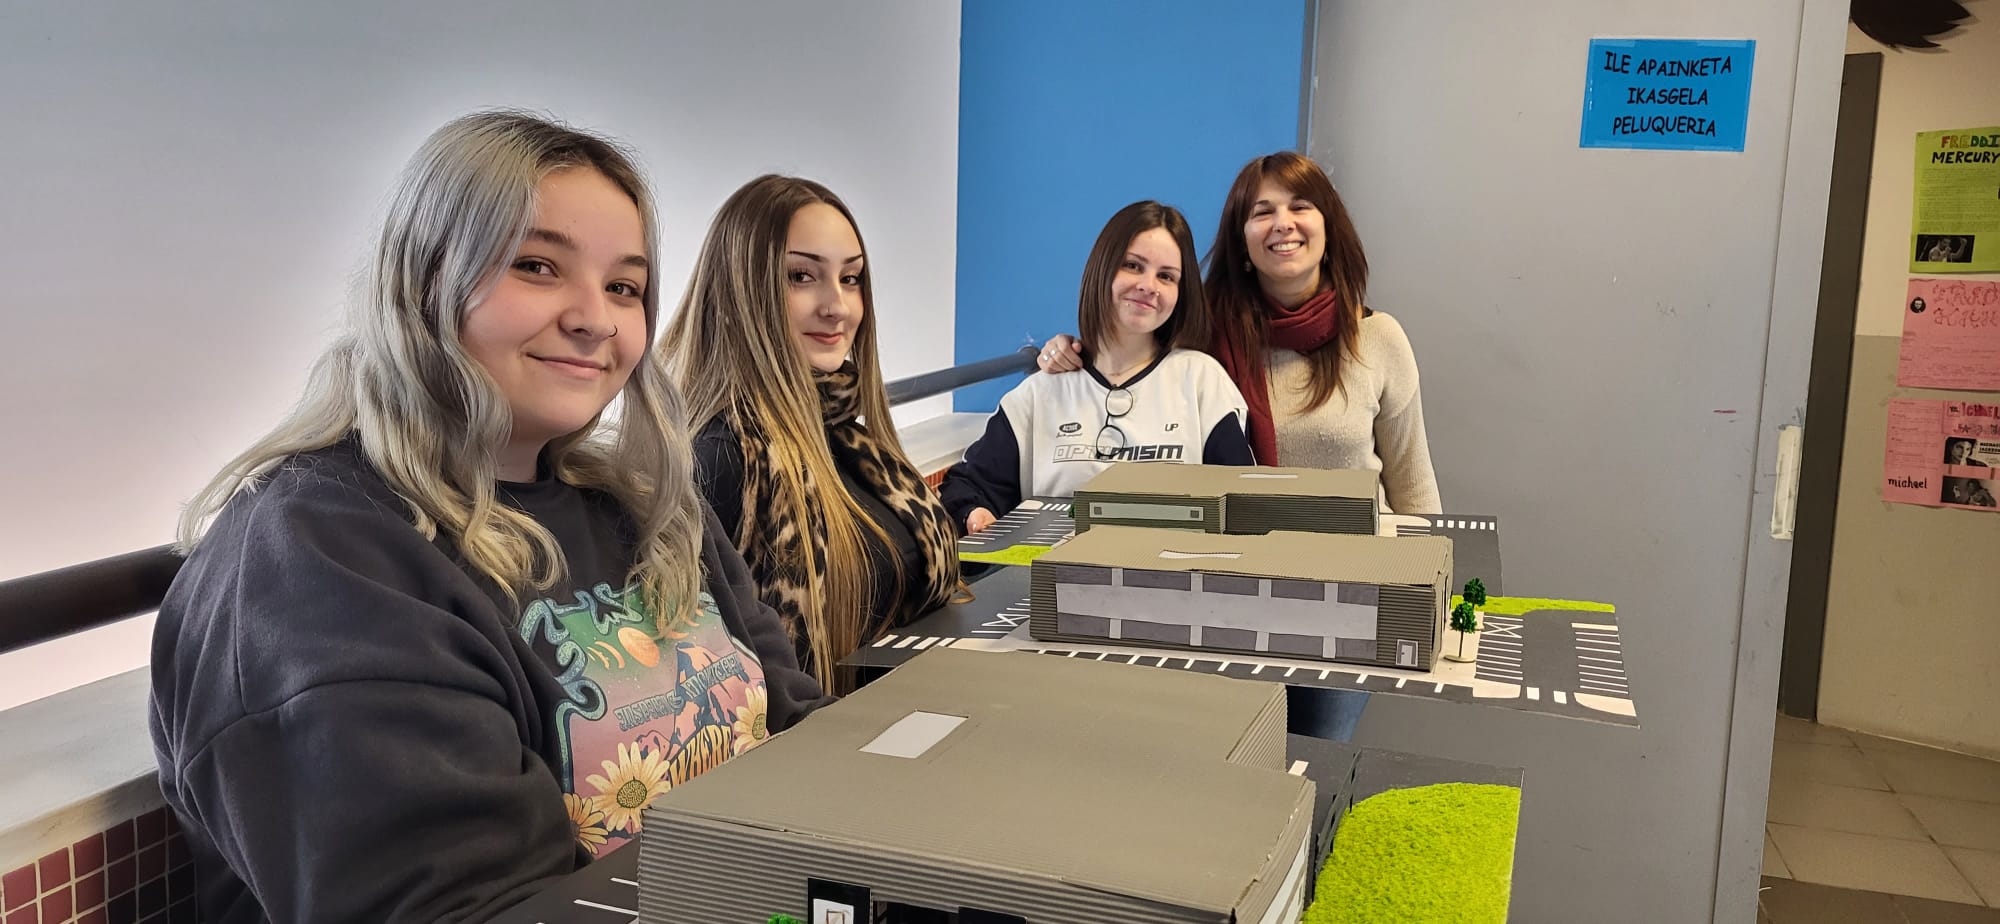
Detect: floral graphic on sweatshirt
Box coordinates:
(565, 793, 610, 856)
(732, 685, 770, 755)
(585, 741, 674, 834)
(520, 584, 769, 856)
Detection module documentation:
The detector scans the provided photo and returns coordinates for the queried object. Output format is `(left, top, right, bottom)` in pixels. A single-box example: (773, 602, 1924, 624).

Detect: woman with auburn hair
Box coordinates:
(1039, 152, 1441, 515)
(150, 111, 829, 923)
(941, 199, 1253, 534)
(659, 175, 962, 692)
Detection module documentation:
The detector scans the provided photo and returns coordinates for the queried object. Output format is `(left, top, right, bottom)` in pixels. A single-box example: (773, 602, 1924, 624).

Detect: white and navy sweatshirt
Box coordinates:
(940, 349, 1255, 526)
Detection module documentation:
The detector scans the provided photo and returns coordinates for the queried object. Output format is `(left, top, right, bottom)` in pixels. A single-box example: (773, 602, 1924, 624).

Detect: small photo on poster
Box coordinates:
(1941, 477, 1998, 508)
(1944, 438, 1992, 466)
(1914, 234, 1977, 265)
(1944, 437, 1992, 467)
(1883, 400, 2000, 512)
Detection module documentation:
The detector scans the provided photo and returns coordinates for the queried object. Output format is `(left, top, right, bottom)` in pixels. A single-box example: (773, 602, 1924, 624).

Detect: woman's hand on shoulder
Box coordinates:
(1036, 335, 1083, 374)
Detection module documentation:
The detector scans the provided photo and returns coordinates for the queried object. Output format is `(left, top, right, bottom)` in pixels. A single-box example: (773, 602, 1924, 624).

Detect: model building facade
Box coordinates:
(638, 648, 1313, 924)
(1030, 526, 1453, 671)
(1072, 462, 1379, 536)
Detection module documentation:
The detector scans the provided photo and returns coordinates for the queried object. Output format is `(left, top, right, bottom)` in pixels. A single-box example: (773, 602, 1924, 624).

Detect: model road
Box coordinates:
(1473, 611, 1630, 702)
(956, 498, 1074, 555)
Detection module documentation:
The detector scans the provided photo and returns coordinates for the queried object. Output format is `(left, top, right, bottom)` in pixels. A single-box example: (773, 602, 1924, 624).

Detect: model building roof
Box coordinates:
(1041, 525, 1452, 587)
(1079, 462, 1379, 501)
(648, 647, 1309, 917)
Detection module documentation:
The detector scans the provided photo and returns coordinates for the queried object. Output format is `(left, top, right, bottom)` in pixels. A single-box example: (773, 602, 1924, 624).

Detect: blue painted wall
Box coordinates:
(953, 0, 1310, 411)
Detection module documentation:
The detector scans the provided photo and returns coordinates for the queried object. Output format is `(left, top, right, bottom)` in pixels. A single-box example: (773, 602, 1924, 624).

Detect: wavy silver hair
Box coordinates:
(181, 110, 705, 627)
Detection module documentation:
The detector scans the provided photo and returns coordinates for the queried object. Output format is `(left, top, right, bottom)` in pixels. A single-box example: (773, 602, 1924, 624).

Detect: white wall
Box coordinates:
(1819, 21, 2000, 758)
(1310, 1, 1842, 920)
(0, 0, 961, 709)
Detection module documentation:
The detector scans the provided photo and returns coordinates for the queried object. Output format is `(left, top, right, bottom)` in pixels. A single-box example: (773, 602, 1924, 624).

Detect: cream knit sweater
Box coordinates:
(1266, 311, 1441, 514)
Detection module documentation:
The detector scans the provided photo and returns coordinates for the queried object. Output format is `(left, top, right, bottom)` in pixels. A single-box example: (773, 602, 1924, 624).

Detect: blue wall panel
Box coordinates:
(953, 0, 1309, 411)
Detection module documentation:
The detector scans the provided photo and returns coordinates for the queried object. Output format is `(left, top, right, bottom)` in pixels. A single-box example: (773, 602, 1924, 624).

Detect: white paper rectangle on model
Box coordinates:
(1054, 581, 1379, 639)
(859, 711, 968, 759)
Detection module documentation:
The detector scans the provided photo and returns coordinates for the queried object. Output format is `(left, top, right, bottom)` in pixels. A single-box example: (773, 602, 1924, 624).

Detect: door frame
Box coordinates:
(1713, 5, 1854, 921)
(1777, 51, 1883, 722)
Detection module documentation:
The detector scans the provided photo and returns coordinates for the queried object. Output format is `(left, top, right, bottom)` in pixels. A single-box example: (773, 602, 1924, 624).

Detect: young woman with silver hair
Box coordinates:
(151, 111, 828, 923)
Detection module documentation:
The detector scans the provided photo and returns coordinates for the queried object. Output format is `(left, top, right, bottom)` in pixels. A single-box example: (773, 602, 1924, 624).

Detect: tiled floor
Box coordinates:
(1758, 877, 2000, 923)
(1761, 714, 2000, 921)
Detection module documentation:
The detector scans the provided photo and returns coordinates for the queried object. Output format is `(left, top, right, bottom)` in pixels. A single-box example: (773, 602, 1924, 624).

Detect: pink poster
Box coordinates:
(1898, 278, 2000, 390)
(1883, 399, 2000, 510)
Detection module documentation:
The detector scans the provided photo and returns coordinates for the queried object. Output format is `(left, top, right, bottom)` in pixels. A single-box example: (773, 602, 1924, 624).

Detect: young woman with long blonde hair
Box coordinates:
(659, 175, 961, 692)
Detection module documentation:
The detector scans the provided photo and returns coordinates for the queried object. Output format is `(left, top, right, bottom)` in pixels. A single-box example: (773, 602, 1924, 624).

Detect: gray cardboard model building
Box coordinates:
(1073, 462, 1379, 536)
(638, 647, 1315, 924)
(1030, 525, 1453, 671)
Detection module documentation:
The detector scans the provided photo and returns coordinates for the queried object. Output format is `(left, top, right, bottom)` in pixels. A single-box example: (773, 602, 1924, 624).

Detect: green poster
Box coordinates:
(1911, 126, 2000, 274)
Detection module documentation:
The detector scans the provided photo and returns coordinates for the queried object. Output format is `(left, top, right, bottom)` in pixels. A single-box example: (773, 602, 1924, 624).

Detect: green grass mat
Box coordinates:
(958, 545, 1054, 567)
(1454, 595, 1616, 617)
(1303, 783, 1521, 924)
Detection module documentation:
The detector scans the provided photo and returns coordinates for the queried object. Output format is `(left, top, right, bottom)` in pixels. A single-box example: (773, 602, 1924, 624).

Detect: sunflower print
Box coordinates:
(731, 685, 770, 756)
(565, 793, 610, 856)
(585, 741, 672, 834)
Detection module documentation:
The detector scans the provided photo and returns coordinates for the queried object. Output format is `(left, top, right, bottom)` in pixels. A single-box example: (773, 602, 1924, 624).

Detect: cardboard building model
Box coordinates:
(1073, 463, 1379, 536)
(1030, 525, 1454, 671)
(639, 647, 1315, 924)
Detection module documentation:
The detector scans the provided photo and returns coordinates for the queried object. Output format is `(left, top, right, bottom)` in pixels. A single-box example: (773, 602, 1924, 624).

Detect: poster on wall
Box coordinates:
(1578, 37, 1755, 152)
(1898, 278, 2000, 390)
(1883, 399, 2000, 511)
(1910, 127, 2000, 274)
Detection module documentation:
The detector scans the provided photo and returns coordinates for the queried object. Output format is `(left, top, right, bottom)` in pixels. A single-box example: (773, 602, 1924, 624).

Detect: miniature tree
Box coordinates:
(1463, 577, 1488, 611)
(767, 915, 804, 924)
(1450, 601, 1479, 660)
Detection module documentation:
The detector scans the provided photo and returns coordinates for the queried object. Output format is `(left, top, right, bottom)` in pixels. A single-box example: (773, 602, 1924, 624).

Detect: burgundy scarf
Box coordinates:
(1210, 287, 1342, 465)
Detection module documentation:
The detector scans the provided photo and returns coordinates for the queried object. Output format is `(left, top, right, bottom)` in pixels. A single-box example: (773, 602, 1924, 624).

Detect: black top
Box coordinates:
(693, 414, 928, 669)
(150, 437, 831, 924)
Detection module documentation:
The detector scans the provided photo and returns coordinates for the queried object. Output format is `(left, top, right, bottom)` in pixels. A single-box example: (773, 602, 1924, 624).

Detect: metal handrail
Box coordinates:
(0, 348, 1038, 655)
(0, 545, 182, 654)
(885, 345, 1037, 405)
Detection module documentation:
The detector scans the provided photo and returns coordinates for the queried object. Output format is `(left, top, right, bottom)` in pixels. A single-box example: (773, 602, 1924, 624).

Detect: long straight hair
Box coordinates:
(658, 175, 910, 687)
(1203, 151, 1369, 411)
(1075, 200, 1209, 362)
(179, 110, 707, 631)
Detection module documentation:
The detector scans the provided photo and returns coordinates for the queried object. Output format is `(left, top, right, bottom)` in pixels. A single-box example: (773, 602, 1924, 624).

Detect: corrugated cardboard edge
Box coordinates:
(645, 783, 1314, 918)
(641, 649, 1309, 914)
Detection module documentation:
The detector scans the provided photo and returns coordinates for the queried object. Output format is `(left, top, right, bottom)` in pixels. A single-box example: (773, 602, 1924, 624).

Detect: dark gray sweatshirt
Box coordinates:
(150, 438, 831, 923)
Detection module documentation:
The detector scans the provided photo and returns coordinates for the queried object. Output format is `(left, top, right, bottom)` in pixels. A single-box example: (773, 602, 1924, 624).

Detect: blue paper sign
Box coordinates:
(1580, 38, 1755, 152)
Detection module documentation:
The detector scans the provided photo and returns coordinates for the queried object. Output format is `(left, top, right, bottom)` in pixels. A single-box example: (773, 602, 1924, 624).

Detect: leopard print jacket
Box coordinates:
(728, 363, 961, 667)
